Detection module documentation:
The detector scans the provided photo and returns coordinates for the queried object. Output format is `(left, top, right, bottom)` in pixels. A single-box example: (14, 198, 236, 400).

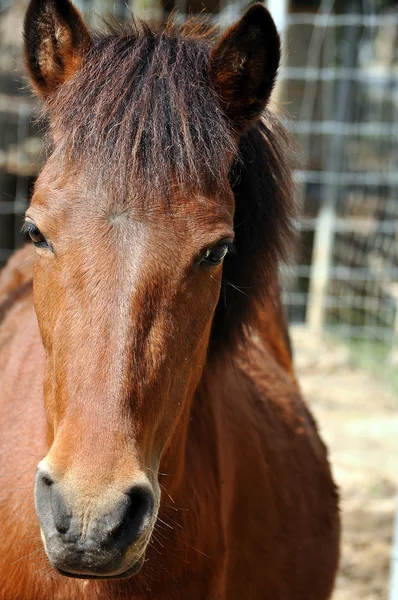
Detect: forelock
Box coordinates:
(45, 19, 237, 201)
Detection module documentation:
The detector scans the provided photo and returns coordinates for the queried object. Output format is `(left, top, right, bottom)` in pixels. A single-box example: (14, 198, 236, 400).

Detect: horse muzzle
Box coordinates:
(34, 465, 155, 579)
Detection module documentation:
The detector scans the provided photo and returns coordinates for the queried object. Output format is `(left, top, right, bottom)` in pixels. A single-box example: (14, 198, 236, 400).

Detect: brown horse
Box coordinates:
(0, 2, 339, 598)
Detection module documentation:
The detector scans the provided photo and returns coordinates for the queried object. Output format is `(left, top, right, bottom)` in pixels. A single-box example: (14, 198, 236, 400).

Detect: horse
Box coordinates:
(0, 2, 340, 598)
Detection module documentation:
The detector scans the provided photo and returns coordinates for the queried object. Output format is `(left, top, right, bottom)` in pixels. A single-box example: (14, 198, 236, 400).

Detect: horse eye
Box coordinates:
(22, 222, 51, 250)
(201, 242, 231, 267)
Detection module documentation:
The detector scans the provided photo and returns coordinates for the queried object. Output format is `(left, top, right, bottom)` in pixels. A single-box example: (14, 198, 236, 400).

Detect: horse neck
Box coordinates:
(253, 292, 295, 378)
(158, 289, 295, 502)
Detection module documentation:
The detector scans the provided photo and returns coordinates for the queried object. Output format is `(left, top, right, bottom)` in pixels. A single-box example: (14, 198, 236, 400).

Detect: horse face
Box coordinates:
(24, 0, 280, 579)
(26, 161, 234, 577)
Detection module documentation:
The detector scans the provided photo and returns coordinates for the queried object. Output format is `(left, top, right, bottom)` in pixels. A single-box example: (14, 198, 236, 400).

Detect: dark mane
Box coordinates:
(44, 18, 296, 349)
(216, 115, 296, 350)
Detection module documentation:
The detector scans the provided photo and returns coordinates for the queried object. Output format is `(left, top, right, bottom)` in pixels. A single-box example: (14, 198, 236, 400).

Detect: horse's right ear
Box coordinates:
(24, 0, 91, 99)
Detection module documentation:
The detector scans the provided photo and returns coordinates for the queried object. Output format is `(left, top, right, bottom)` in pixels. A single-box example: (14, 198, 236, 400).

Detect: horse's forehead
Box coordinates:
(33, 166, 234, 233)
(103, 194, 235, 227)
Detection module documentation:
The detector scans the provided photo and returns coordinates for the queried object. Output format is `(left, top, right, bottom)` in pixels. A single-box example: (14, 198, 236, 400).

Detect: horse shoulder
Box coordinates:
(0, 247, 51, 598)
(208, 341, 339, 599)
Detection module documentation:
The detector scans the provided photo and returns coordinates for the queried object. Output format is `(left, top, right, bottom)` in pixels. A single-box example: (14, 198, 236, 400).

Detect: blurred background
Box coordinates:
(0, 0, 397, 598)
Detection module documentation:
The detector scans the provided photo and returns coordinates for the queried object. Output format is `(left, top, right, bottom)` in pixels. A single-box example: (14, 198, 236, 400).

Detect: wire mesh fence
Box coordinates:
(280, 1, 398, 375)
(0, 0, 397, 375)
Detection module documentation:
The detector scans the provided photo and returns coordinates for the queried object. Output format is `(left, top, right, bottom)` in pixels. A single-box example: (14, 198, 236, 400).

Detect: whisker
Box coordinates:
(163, 502, 189, 512)
(158, 483, 175, 505)
(154, 523, 171, 536)
(158, 512, 184, 530)
(146, 466, 170, 477)
(12, 547, 43, 565)
(156, 517, 174, 530)
(222, 280, 250, 297)
(185, 543, 211, 559)
(151, 532, 165, 549)
(149, 539, 162, 555)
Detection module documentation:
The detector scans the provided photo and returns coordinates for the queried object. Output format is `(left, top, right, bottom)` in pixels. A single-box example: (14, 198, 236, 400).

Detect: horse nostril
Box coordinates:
(41, 474, 54, 487)
(35, 469, 72, 535)
(110, 485, 154, 550)
(127, 485, 154, 533)
(51, 486, 72, 534)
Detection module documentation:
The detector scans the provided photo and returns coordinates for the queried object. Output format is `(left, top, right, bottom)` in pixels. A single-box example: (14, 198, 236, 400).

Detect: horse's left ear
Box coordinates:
(211, 4, 280, 133)
(24, 0, 91, 99)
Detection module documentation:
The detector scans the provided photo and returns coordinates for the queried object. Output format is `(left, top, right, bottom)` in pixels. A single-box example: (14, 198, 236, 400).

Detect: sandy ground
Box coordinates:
(291, 328, 398, 600)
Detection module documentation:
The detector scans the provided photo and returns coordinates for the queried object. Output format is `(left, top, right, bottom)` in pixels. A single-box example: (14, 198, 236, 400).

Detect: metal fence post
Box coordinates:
(307, 1, 360, 331)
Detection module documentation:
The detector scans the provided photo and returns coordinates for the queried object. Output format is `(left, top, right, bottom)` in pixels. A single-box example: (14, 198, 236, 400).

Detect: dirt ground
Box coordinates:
(291, 328, 398, 600)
